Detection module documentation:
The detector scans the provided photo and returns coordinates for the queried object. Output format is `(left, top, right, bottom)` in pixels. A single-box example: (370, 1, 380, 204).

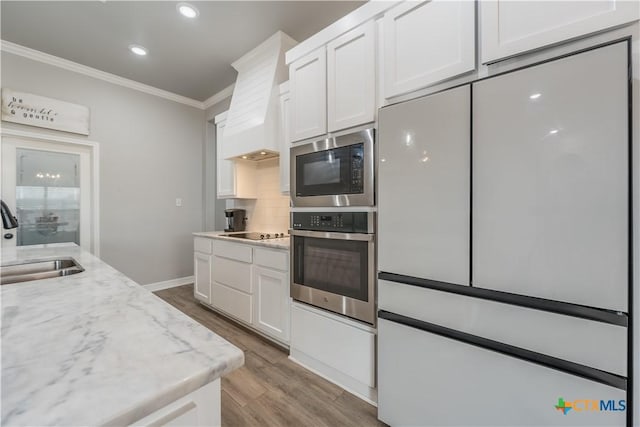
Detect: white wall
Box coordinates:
(1, 52, 205, 285)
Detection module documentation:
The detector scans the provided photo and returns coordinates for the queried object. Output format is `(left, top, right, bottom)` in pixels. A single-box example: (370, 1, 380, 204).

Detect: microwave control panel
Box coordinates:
(292, 212, 373, 233)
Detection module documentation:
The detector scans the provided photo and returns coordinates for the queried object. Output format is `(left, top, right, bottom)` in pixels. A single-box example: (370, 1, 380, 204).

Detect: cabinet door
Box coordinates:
(194, 252, 211, 303)
(216, 118, 236, 198)
(253, 266, 290, 343)
(327, 21, 376, 132)
(378, 85, 470, 285)
(289, 47, 327, 142)
(279, 84, 291, 194)
(481, 0, 640, 64)
(383, 0, 475, 98)
(472, 42, 628, 311)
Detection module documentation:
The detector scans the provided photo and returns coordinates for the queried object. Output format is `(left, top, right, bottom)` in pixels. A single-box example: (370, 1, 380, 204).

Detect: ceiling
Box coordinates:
(1, 1, 365, 102)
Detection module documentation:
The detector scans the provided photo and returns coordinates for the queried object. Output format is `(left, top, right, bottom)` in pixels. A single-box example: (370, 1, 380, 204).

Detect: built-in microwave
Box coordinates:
(290, 128, 375, 207)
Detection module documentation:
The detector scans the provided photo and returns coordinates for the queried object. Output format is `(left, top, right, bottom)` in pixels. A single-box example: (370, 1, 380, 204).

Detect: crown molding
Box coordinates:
(203, 83, 235, 109)
(1, 40, 207, 109)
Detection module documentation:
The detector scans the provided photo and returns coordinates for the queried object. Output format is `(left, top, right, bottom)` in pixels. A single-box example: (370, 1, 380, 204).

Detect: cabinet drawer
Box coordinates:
(291, 303, 375, 387)
(254, 248, 288, 271)
(379, 279, 627, 376)
(211, 282, 252, 324)
(212, 256, 252, 294)
(194, 237, 213, 255)
(212, 240, 252, 263)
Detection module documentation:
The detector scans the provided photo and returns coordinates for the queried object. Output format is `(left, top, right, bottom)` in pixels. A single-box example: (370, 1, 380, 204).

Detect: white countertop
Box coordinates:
(1, 243, 244, 427)
(193, 231, 290, 250)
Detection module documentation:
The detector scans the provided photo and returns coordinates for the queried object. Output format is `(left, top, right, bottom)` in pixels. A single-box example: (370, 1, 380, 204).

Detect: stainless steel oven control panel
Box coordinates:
(291, 211, 374, 233)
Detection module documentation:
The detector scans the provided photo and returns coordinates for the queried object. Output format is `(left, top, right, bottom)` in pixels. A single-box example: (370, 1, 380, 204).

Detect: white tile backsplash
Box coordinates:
(226, 158, 290, 233)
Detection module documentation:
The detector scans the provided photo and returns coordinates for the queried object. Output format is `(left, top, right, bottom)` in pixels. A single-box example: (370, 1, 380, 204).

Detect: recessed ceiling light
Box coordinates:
(529, 93, 541, 100)
(129, 44, 148, 56)
(177, 2, 199, 18)
(549, 129, 559, 135)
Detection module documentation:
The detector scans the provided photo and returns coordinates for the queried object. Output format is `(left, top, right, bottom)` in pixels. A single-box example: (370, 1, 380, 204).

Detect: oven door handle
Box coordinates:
(290, 229, 374, 242)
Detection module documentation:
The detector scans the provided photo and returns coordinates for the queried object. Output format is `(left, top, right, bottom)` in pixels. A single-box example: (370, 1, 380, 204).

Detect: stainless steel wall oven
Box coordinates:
(290, 211, 375, 324)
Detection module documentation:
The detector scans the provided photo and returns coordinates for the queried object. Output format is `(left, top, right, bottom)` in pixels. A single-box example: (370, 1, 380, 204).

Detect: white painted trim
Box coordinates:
(203, 84, 235, 110)
(285, 1, 401, 65)
(144, 275, 194, 292)
(1, 128, 101, 257)
(1, 40, 205, 110)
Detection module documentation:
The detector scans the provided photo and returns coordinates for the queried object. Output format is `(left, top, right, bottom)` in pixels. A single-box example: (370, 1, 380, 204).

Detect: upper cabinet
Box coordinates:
(383, 0, 476, 99)
(215, 111, 256, 199)
(278, 82, 291, 194)
(480, 0, 640, 63)
(288, 21, 378, 142)
(289, 47, 327, 142)
(327, 21, 376, 132)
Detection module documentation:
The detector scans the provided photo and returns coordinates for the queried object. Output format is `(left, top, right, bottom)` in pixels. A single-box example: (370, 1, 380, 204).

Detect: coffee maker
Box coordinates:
(224, 209, 246, 232)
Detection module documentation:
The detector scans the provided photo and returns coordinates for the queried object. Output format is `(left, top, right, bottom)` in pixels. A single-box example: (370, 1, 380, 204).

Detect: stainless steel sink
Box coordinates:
(1, 257, 84, 285)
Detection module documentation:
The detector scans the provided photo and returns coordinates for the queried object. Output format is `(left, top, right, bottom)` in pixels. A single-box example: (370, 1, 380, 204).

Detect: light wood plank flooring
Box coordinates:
(155, 284, 386, 427)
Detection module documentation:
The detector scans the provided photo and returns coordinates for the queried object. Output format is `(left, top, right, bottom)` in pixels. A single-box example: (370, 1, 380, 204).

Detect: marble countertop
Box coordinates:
(1, 243, 244, 427)
(193, 231, 290, 250)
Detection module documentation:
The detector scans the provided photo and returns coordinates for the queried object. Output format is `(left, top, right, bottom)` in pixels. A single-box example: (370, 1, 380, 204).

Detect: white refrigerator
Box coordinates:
(377, 40, 630, 426)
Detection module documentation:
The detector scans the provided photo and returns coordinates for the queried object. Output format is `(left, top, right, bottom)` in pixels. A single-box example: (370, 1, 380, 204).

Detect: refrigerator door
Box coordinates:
(378, 85, 470, 285)
(378, 317, 626, 427)
(472, 41, 629, 312)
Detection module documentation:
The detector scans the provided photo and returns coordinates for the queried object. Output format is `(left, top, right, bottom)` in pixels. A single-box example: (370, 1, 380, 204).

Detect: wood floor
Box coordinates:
(155, 284, 386, 427)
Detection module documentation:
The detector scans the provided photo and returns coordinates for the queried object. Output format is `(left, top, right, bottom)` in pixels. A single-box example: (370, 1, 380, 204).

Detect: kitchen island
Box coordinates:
(1, 243, 244, 426)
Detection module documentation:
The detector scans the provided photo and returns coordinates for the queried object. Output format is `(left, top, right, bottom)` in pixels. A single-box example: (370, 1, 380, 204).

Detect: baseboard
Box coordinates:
(144, 276, 194, 292)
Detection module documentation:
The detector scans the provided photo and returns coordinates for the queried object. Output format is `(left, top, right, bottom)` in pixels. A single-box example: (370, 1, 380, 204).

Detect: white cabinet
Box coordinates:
(253, 247, 290, 343)
(210, 240, 253, 324)
(214, 111, 256, 199)
(131, 379, 220, 427)
(383, 0, 475, 99)
(278, 82, 291, 194)
(480, 0, 640, 64)
(193, 237, 213, 304)
(194, 252, 212, 303)
(289, 22, 377, 141)
(253, 265, 290, 343)
(290, 302, 376, 403)
(289, 47, 327, 142)
(194, 237, 291, 345)
(327, 21, 376, 132)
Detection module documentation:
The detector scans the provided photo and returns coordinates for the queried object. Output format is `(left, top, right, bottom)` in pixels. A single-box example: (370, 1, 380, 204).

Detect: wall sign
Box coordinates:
(1, 89, 90, 135)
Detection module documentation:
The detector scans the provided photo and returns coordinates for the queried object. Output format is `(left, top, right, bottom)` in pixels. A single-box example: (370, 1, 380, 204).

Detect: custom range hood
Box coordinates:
(222, 31, 297, 161)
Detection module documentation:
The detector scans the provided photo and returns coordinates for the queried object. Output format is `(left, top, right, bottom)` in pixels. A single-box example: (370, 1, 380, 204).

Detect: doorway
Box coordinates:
(1, 130, 99, 254)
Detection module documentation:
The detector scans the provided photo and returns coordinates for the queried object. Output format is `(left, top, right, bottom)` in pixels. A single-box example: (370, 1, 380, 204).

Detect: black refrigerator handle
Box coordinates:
(378, 310, 627, 391)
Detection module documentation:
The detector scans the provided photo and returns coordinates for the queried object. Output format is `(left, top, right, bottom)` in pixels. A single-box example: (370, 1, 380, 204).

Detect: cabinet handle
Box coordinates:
(379, 310, 627, 391)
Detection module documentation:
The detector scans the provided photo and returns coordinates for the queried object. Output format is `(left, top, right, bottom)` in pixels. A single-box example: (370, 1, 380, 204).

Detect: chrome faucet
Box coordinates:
(1, 200, 18, 229)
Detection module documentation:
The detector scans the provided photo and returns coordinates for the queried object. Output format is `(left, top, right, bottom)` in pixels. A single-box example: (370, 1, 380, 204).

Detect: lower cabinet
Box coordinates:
(194, 238, 213, 304)
(253, 266, 290, 343)
(289, 302, 376, 403)
(193, 236, 290, 345)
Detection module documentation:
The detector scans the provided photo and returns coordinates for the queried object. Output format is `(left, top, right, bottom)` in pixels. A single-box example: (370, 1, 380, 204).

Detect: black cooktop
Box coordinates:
(226, 232, 287, 240)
